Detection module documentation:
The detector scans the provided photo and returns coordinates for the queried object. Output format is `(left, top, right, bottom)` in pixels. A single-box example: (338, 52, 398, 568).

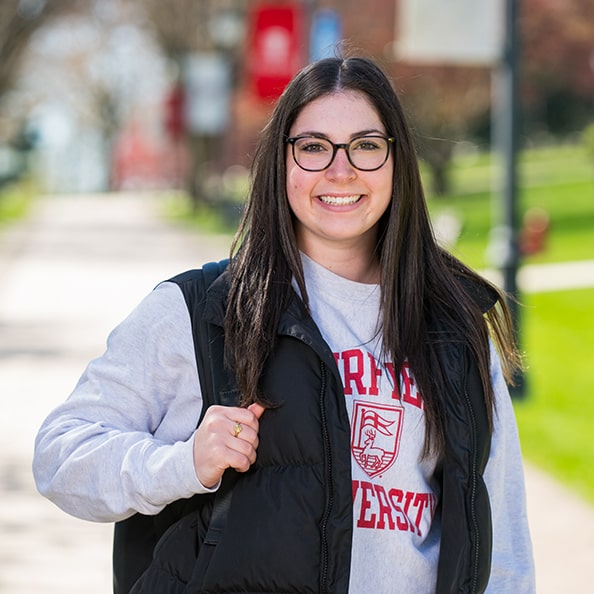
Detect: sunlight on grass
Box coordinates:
(426, 144, 594, 270)
(514, 288, 594, 503)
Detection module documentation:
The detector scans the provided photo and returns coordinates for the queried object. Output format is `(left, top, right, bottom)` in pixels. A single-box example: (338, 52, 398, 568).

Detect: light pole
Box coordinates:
(499, 0, 524, 396)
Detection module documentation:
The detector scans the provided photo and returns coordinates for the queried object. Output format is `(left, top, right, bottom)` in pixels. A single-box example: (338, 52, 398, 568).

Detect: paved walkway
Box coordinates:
(483, 260, 594, 294)
(0, 193, 592, 593)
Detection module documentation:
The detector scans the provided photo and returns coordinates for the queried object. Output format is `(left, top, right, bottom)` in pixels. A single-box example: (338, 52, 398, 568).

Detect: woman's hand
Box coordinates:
(192, 403, 266, 489)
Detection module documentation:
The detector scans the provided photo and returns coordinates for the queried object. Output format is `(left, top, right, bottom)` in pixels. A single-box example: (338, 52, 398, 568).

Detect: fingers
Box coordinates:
(230, 405, 263, 435)
(248, 402, 266, 419)
(192, 404, 266, 489)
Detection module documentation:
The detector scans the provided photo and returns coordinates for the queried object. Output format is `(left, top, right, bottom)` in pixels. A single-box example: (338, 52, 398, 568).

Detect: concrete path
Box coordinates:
(0, 193, 230, 593)
(483, 260, 594, 294)
(0, 193, 592, 593)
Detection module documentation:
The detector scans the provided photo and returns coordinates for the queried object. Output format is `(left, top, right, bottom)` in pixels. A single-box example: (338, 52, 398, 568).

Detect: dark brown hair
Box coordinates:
(224, 56, 521, 456)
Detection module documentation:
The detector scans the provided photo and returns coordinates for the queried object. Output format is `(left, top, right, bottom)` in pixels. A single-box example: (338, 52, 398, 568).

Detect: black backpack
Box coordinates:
(112, 259, 231, 593)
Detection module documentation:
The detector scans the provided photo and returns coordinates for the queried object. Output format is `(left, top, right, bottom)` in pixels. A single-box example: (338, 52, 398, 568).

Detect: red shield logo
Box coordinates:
(351, 401, 404, 478)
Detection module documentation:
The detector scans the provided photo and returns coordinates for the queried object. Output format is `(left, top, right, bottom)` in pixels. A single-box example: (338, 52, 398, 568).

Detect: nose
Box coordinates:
(325, 146, 356, 180)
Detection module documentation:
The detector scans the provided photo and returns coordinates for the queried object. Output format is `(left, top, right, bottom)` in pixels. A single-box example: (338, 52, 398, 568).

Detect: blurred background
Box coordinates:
(0, 0, 591, 201)
(0, 0, 592, 592)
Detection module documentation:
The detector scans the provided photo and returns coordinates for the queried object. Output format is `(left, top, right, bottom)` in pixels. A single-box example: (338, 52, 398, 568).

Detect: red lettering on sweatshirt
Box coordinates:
(342, 349, 366, 395)
(373, 483, 396, 530)
(335, 349, 424, 409)
(352, 480, 437, 537)
(356, 480, 376, 528)
(368, 352, 382, 396)
(388, 488, 413, 532)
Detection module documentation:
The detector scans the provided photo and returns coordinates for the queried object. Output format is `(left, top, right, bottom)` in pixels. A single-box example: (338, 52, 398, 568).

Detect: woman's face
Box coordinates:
(285, 90, 393, 259)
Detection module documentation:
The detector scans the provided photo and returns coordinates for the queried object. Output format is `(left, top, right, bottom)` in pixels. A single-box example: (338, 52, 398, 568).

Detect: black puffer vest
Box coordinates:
(131, 272, 494, 593)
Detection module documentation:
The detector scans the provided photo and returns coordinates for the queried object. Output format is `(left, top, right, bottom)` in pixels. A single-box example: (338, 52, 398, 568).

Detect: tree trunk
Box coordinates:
(418, 136, 454, 197)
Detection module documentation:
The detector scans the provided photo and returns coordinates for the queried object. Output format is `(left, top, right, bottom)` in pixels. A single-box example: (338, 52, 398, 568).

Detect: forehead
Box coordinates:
(290, 91, 384, 136)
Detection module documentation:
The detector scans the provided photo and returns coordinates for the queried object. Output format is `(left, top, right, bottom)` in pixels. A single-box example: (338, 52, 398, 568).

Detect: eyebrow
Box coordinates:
(293, 128, 386, 139)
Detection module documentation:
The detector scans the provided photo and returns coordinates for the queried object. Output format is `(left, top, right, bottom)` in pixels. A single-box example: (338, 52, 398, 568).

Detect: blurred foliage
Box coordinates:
(0, 177, 36, 224)
(0, 0, 86, 97)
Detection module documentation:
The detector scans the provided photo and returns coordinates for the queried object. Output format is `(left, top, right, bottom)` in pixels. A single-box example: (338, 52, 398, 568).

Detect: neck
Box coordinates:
(300, 245, 380, 284)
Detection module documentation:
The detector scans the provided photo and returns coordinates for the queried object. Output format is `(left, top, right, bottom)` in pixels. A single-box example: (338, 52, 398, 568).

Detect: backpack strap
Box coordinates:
(171, 258, 230, 415)
(172, 259, 239, 547)
(113, 259, 231, 594)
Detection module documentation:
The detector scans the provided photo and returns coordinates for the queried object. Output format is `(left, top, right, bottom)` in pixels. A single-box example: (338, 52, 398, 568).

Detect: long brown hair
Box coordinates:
(224, 56, 521, 456)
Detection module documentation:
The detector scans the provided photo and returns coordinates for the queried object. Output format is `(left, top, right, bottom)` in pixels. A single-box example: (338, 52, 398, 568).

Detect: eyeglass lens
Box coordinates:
(291, 136, 391, 171)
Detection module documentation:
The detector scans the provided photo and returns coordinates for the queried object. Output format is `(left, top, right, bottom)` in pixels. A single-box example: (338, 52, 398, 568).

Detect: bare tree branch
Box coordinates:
(0, 0, 86, 96)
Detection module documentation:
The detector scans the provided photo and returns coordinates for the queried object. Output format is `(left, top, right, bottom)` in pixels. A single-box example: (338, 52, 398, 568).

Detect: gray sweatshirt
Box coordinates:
(33, 255, 535, 593)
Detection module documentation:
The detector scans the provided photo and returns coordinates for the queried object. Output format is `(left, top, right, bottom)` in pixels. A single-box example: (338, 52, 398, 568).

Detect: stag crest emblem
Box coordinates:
(351, 401, 404, 478)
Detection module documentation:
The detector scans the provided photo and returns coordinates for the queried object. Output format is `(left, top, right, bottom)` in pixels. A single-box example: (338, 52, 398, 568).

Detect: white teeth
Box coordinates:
(319, 195, 361, 205)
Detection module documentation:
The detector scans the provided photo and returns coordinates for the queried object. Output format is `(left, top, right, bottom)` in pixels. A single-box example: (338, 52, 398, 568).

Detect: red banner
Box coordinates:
(246, 4, 305, 100)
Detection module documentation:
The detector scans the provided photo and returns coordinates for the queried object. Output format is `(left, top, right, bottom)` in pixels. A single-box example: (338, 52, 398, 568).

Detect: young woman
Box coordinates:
(34, 56, 534, 593)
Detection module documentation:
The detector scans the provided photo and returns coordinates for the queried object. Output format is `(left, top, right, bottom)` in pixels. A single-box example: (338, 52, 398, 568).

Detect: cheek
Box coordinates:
(286, 166, 307, 203)
(380, 169, 394, 201)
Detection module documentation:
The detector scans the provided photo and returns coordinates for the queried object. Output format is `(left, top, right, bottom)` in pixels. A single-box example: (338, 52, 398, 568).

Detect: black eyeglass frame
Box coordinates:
(285, 135, 395, 172)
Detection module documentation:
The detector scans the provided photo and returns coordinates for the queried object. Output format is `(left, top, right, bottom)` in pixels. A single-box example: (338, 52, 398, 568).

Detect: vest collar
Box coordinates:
(202, 269, 340, 381)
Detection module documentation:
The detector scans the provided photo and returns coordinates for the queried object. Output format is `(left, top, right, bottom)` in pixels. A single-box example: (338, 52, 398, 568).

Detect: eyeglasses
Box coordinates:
(286, 135, 394, 172)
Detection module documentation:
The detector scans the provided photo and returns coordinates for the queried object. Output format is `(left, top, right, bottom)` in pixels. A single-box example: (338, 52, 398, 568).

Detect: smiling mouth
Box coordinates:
(318, 194, 362, 206)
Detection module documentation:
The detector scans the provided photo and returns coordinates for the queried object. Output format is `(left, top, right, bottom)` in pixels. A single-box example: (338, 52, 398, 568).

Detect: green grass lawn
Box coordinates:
(426, 144, 594, 269)
(514, 288, 594, 504)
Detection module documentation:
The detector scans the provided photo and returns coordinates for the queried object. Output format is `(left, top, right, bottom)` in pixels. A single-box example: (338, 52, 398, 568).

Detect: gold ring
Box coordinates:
(233, 422, 243, 438)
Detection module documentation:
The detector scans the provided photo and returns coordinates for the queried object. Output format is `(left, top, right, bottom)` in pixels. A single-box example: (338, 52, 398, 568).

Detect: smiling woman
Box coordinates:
(33, 56, 535, 594)
(284, 91, 394, 282)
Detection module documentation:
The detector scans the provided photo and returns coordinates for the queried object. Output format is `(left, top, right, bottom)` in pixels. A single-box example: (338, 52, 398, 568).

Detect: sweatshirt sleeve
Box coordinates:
(33, 281, 213, 523)
(484, 342, 536, 593)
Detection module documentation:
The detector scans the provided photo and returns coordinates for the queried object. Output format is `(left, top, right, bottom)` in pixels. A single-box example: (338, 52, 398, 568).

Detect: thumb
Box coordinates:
(247, 402, 266, 419)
